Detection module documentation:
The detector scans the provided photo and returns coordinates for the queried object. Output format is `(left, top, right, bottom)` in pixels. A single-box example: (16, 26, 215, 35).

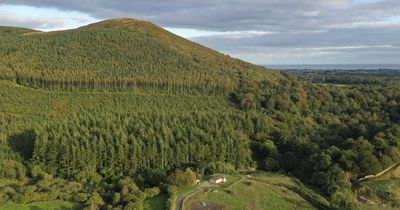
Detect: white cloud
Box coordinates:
(0, 5, 97, 31)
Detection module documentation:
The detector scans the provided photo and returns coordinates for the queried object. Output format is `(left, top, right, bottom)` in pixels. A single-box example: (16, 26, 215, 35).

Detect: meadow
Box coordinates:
(183, 173, 330, 210)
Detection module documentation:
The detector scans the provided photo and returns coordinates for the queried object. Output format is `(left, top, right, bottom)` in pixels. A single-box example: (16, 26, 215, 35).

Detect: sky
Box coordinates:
(0, 0, 399, 65)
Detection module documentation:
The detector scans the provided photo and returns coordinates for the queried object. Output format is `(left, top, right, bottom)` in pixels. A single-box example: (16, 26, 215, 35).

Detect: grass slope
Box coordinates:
(144, 194, 167, 210)
(184, 173, 329, 210)
(355, 165, 400, 209)
(185, 181, 314, 210)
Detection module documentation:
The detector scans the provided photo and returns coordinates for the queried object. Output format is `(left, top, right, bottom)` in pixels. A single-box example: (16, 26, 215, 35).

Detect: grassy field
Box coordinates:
(355, 165, 400, 209)
(358, 203, 400, 210)
(362, 178, 400, 195)
(357, 178, 400, 208)
(183, 173, 327, 210)
(177, 185, 199, 198)
(0, 201, 82, 210)
(144, 194, 167, 210)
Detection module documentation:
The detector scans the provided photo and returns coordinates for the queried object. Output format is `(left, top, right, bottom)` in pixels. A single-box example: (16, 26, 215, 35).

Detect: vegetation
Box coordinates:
(0, 200, 82, 210)
(184, 173, 319, 210)
(358, 179, 400, 207)
(354, 165, 400, 209)
(31, 111, 253, 183)
(0, 19, 281, 94)
(248, 173, 331, 209)
(0, 18, 400, 209)
(144, 194, 167, 210)
(286, 69, 400, 85)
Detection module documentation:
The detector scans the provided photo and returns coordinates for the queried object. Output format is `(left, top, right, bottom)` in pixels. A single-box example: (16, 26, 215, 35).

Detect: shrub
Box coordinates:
(0, 160, 26, 180)
(166, 185, 177, 210)
(168, 168, 196, 187)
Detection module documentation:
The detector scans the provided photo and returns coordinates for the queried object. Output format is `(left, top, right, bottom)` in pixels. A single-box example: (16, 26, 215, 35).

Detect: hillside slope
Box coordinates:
(0, 18, 282, 92)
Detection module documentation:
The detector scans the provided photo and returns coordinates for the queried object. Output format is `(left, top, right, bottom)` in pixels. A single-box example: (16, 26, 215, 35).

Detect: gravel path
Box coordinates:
(175, 182, 215, 210)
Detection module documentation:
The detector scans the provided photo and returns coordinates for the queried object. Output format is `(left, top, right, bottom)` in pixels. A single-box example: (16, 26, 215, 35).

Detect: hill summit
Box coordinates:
(0, 18, 281, 92)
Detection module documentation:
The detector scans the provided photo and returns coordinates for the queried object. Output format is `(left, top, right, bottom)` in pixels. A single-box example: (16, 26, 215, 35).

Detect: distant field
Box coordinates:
(183, 173, 328, 210)
(287, 69, 400, 85)
(0, 201, 82, 210)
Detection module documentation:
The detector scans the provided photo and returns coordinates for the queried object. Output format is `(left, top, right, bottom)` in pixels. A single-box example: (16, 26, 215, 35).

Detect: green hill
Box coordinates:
(0, 18, 282, 93)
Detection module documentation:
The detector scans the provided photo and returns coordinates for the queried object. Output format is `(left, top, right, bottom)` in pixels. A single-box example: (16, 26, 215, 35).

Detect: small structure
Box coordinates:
(210, 176, 226, 184)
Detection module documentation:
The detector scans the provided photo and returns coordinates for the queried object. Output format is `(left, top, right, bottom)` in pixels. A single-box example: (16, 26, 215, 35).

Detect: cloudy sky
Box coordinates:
(0, 0, 399, 65)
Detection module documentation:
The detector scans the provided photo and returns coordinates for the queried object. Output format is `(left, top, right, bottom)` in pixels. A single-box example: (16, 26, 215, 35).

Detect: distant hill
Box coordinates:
(0, 18, 282, 92)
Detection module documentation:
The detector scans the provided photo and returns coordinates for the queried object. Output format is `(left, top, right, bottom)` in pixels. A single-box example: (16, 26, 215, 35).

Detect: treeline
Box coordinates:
(0, 73, 232, 94)
(286, 69, 400, 85)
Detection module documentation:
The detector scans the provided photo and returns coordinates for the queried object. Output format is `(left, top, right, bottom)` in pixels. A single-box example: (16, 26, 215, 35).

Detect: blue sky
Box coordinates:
(0, 0, 399, 65)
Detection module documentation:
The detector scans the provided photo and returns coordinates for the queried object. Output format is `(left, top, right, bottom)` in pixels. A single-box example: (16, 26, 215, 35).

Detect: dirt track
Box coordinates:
(176, 182, 215, 210)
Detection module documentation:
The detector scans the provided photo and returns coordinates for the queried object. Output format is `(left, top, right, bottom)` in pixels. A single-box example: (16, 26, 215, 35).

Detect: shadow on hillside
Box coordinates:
(8, 129, 36, 160)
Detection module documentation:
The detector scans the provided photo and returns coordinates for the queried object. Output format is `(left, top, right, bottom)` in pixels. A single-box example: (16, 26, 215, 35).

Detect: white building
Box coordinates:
(210, 176, 226, 184)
